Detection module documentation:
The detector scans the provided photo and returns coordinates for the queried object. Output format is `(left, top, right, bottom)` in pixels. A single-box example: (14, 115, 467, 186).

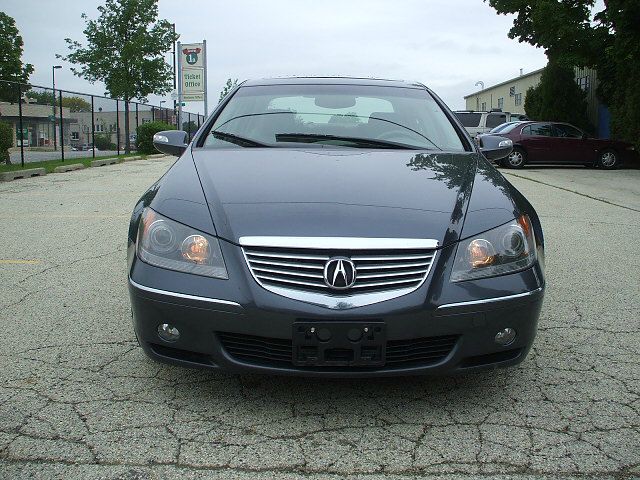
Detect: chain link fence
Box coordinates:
(0, 79, 206, 167)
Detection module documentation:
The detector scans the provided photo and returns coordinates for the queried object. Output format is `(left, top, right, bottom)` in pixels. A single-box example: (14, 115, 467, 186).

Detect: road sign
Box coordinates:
(177, 40, 208, 124)
(182, 68, 205, 93)
(181, 43, 204, 68)
(48, 114, 55, 122)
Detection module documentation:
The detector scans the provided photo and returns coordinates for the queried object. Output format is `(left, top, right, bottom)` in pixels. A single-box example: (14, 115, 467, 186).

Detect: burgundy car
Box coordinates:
(482, 121, 638, 169)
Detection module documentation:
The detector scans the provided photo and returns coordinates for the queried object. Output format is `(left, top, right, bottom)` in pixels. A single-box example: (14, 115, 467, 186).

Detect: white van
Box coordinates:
(454, 110, 528, 138)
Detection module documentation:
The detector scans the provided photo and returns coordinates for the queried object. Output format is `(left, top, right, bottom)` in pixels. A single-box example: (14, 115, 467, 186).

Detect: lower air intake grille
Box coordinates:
(385, 335, 459, 366)
(218, 332, 293, 366)
(218, 332, 458, 369)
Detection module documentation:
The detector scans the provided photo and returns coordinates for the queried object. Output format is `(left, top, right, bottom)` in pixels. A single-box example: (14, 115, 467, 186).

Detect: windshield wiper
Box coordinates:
(211, 130, 270, 148)
(274, 133, 423, 150)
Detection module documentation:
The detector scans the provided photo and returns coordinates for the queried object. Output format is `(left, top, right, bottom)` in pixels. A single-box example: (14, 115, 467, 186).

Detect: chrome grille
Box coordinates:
(241, 237, 438, 308)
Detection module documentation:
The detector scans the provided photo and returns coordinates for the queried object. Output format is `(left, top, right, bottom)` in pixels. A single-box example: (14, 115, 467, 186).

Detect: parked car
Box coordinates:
(481, 121, 638, 169)
(77, 143, 99, 152)
(128, 77, 545, 377)
(488, 121, 527, 134)
(454, 110, 528, 138)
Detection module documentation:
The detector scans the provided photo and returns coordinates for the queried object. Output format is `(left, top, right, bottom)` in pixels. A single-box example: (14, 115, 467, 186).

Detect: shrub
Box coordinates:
(136, 121, 175, 155)
(524, 61, 592, 132)
(0, 121, 13, 164)
(93, 133, 116, 151)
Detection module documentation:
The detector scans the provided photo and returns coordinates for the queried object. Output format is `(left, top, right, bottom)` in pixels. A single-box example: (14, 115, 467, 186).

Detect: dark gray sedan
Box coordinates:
(127, 77, 545, 376)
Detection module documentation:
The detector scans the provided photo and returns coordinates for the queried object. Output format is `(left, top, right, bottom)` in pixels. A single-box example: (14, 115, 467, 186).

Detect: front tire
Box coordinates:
(503, 147, 526, 169)
(598, 149, 619, 169)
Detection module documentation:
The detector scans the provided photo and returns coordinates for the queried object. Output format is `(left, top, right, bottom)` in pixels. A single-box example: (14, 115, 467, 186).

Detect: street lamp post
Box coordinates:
(52, 65, 62, 151)
(475, 81, 484, 111)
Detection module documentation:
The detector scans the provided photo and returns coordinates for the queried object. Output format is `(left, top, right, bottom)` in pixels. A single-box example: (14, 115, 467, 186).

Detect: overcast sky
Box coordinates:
(6, 0, 548, 114)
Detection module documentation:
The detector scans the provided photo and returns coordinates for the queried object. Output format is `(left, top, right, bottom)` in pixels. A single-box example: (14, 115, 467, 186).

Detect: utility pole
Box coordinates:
(203, 39, 208, 117)
(52, 65, 62, 151)
(177, 41, 182, 129)
(172, 23, 177, 116)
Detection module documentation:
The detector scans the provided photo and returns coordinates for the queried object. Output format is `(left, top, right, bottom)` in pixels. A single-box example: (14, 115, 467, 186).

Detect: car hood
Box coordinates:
(191, 148, 479, 247)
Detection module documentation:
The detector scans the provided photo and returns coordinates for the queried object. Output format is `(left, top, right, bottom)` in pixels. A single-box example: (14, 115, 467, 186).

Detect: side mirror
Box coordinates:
(581, 133, 588, 140)
(478, 134, 513, 161)
(153, 130, 188, 156)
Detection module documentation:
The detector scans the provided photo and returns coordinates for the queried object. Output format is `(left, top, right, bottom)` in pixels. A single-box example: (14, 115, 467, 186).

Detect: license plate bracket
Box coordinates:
(292, 321, 386, 367)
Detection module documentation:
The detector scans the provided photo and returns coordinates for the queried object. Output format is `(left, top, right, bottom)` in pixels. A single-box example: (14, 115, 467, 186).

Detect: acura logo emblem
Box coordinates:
(324, 257, 357, 290)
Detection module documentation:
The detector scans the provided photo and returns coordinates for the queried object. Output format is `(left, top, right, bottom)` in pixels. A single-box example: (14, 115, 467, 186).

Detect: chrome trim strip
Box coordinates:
(437, 287, 543, 310)
(128, 278, 242, 308)
(256, 284, 425, 310)
(240, 236, 440, 250)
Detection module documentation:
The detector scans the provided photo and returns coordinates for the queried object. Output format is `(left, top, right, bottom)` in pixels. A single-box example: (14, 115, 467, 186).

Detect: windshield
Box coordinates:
(490, 122, 522, 133)
(203, 84, 466, 151)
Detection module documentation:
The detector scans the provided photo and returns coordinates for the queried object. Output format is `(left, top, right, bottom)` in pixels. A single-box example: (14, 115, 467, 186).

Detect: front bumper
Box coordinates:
(128, 274, 544, 377)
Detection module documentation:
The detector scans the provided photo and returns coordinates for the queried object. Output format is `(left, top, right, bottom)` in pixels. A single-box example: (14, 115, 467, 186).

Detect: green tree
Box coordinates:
(183, 120, 198, 134)
(486, 0, 640, 146)
(0, 121, 13, 164)
(59, 0, 177, 153)
(486, 0, 597, 66)
(0, 12, 34, 102)
(219, 78, 238, 103)
(136, 120, 174, 154)
(524, 61, 591, 131)
(62, 96, 92, 112)
(93, 133, 115, 151)
(594, 0, 640, 149)
(25, 91, 91, 112)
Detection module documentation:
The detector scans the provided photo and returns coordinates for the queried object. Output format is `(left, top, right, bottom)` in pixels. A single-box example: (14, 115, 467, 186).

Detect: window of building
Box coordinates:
(577, 76, 590, 92)
(522, 123, 553, 136)
(514, 93, 522, 106)
(71, 132, 79, 141)
(82, 125, 90, 133)
(509, 86, 516, 97)
(497, 98, 504, 109)
(481, 102, 486, 110)
(95, 124, 104, 132)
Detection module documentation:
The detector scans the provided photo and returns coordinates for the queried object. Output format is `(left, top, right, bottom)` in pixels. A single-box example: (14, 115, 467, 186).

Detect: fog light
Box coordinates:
(494, 327, 516, 346)
(157, 323, 180, 342)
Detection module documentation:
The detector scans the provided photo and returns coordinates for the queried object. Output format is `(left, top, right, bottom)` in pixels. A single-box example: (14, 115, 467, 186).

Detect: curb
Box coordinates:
(0, 168, 46, 182)
(90, 158, 119, 167)
(146, 154, 165, 159)
(54, 163, 85, 173)
(122, 155, 142, 162)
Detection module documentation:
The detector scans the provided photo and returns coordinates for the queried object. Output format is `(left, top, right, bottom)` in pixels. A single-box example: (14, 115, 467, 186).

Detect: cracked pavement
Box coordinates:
(0, 159, 638, 480)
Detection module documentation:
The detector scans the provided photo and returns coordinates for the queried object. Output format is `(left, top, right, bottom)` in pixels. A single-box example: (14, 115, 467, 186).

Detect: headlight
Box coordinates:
(451, 215, 536, 282)
(136, 208, 228, 279)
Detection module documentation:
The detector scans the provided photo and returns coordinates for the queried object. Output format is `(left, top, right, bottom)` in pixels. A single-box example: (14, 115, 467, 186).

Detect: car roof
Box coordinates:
(241, 76, 426, 89)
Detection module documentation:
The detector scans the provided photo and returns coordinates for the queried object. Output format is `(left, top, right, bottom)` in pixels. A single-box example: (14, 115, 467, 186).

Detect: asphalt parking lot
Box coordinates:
(0, 158, 638, 480)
